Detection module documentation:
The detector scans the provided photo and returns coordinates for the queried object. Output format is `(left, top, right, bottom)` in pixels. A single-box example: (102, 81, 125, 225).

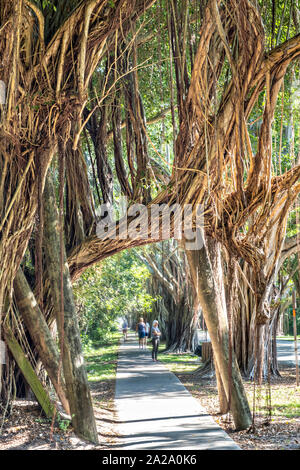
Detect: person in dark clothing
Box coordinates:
(136, 317, 146, 349)
(151, 320, 161, 361)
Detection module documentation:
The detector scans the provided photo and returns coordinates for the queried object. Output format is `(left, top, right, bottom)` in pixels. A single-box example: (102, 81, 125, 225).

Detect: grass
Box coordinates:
(84, 331, 121, 383)
(156, 341, 201, 373)
(246, 380, 300, 418)
(277, 335, 300, 341)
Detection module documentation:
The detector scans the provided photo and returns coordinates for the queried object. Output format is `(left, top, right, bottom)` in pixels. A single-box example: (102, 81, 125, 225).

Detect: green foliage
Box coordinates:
(36, 0, 82, 44)
(257, 0, 299, 48)
(285, 306, 300, 336)
(73, 249, 156, 343)
(41, 0, 56, 11)
(56, 414, 71, 432)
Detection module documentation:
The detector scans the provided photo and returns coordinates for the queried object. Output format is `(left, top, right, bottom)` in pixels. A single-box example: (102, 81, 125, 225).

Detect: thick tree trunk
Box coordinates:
(3, 325, 54, 419)
(235, 261, 282, 379)
(215, 360, 229, 414)
(43, 172, 98, 444)
(165, 297, 198, 352)
(13, 268, 70, 414)
(186, 237, 252, 431)
(143, 243, 199, 353)
(147, 269, 198, 353)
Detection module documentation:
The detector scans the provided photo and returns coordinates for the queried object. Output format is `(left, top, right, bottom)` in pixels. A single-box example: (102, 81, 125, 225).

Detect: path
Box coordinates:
(277, 339, 300, 366)
(197, 330, 300, 366)
(114, 333, 240, 450)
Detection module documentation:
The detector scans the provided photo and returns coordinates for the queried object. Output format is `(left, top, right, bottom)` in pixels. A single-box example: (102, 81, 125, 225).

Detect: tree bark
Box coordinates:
(13, 268, 70, 415)
(43, 172, 98, 444)
(4, 325, 54, 419)
(186, 237, 252, 431)
(142, 245, 198, 352)
(215, 360, 229, 415)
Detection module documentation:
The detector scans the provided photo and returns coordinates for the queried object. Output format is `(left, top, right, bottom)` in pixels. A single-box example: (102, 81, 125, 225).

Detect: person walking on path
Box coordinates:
(151, 320, 161, 361)
(136, 317, 146, 349)
(122, 319, 128, 341)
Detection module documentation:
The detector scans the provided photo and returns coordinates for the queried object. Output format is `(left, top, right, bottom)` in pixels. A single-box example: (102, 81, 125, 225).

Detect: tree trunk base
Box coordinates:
(192, 359, 215, 378)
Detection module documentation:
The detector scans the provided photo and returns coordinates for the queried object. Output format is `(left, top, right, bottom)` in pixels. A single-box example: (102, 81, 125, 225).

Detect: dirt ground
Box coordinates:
(177, 363, 300, 451)
(0, 379, 118, 450)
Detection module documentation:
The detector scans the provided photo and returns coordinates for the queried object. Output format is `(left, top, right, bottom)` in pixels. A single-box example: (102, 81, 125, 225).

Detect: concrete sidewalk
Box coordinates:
(114, 333, 240, 450)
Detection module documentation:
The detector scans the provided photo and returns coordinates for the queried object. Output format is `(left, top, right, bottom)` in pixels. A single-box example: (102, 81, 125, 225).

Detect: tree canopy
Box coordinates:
(0, 0, 299, 442)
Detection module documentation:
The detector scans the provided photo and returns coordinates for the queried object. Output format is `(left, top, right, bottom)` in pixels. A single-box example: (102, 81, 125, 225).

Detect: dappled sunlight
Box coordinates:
(1, 0, 299, 451)
(114, 334, 240, 450)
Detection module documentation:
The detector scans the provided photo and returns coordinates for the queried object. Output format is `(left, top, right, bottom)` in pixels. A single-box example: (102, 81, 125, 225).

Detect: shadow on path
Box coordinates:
(114, 333, 240, 450)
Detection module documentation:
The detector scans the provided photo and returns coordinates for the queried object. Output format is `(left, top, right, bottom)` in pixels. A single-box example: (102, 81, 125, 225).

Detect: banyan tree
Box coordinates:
(0, 0, 156, 443)
(139, 241, 200, 353)
(0, 0, 300, 440)
(67, 0, 300, 430)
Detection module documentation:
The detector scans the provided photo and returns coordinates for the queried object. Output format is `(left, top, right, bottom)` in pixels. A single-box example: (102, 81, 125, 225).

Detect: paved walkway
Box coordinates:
(198, 330, 300, 367)
(277, 339, 300, 366)
(114, 333, 240, 450)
